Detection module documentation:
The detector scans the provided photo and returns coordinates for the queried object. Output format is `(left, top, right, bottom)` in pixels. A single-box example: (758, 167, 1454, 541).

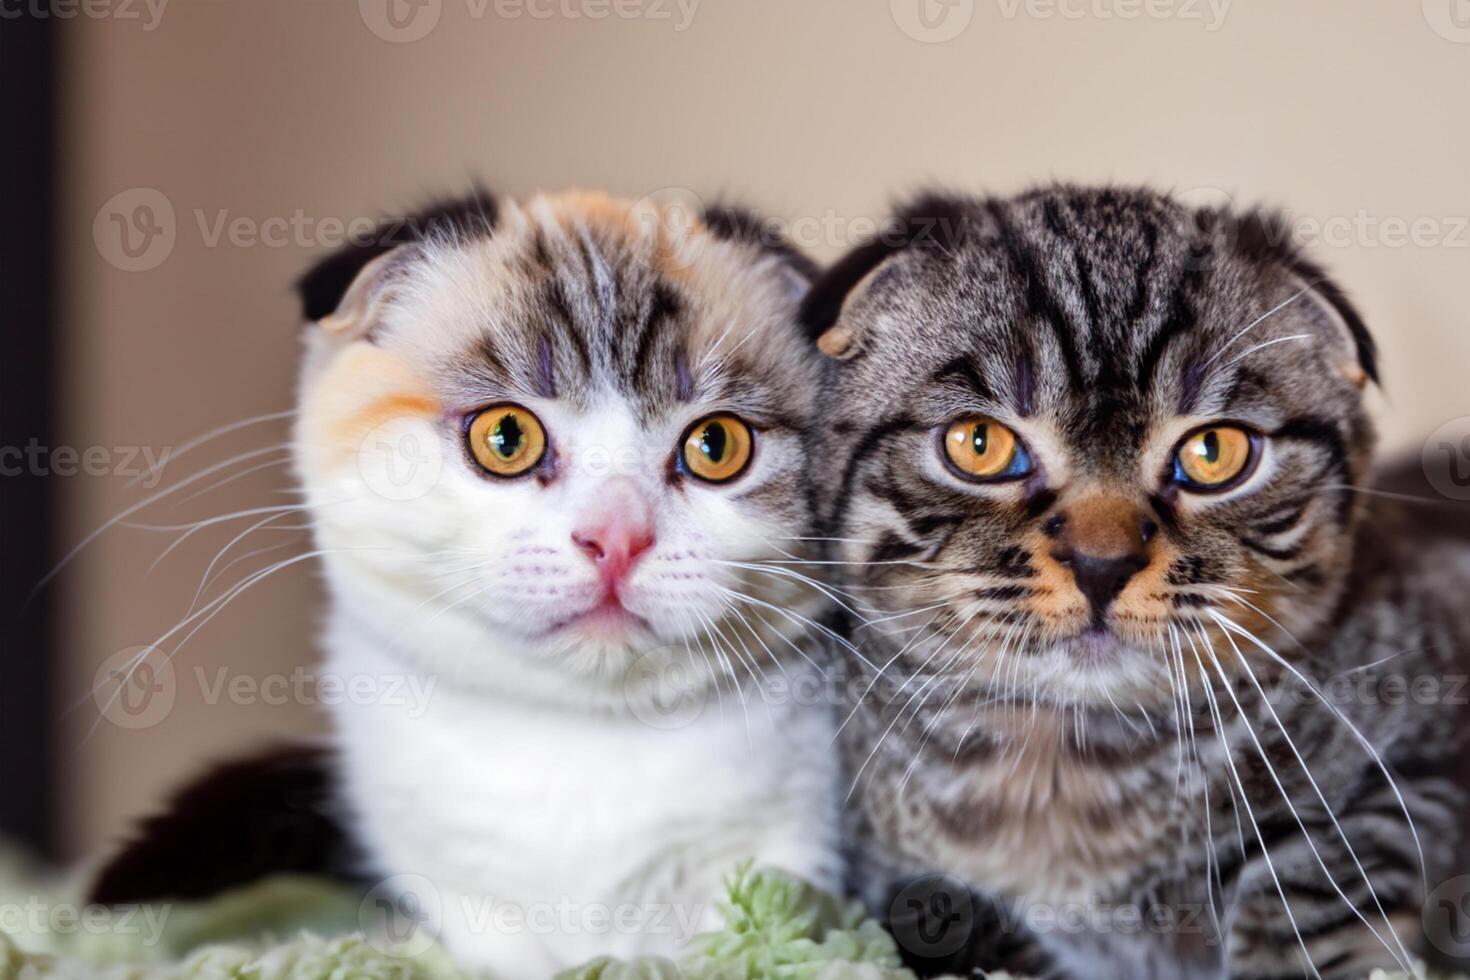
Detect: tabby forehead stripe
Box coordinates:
(630, 282, 682, 393)
(983, 199, 1086, 388)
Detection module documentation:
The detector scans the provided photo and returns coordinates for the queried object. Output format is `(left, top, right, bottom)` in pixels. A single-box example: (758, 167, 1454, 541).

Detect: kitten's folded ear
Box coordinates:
(1230, 209, 1379, 388)
(700, 203, 819, 301)
(294, 188, 500, 339)
(798, 191, 976, 360)
(89, 745, 361, 906)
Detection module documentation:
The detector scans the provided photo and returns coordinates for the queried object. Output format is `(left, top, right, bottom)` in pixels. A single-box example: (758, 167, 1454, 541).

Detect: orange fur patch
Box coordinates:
(1066, 495, 1146, 558)
(296, 343, 440, 474)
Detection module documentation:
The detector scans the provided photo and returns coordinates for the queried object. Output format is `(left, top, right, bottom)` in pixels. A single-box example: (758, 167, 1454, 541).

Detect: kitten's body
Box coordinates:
(328, 618, 834, 974)
(804, 186, 1470, 978)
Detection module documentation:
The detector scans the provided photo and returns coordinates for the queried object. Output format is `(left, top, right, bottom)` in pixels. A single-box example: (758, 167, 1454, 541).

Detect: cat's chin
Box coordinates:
(1050, 626, 1142, 661)
(544, 597, 653, 642)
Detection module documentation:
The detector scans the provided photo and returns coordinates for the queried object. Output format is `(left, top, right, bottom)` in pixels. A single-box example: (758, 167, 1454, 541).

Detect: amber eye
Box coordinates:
(941, 417, 1031, 481)
(1173, 425, 1259, 491)
(681, 415, 754, 483)
(467, 405, 546, 477)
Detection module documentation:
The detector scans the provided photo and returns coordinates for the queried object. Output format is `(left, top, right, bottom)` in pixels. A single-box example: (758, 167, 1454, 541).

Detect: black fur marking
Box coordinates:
(1049, 198, 1103, 334)
(1273, 416, 1353, 525)
(1281, 562, 1325, 586)
(1223, 367, 1271, 409)
(1178, 360, 1207, 416)
(932, 356, 992, 400)
(1123, 218, 1160, 325)
(864, 474, 919, 515)
(1148, 491, 1181, 535)
(1254, 500, 1312, 537)
(1014, 351, 1036, 417)
(798, 192, 975, 338)
(1137, 285, 1197, 395)
(535, 334, 557, 398)
(89, 746, 359, 906)
(822, 416, 919, 537)
(909, 513, 964, 539)
(975, 585, 1030, 602)
(870, 532, 924, 564)
(984, 200, 1085, 389)
(993, 545, 1035, 579)
(701, 203, 820, 284)
(1241, 536, 1306, 562)
(543, 279, 593, 376)
(673, 347, 694, 402)
(631, 282, 682, 391)
(470, 334, 509, 381)
(1023, 487, 1058, 520)
(294, 188, 498, 322)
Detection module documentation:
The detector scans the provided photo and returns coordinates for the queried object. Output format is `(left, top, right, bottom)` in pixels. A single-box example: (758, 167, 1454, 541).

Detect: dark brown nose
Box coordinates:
(1046, 496, 1156, 626)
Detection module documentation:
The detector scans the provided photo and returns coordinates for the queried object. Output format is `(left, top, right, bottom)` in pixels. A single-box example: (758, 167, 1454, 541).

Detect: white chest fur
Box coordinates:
(325, 625, 841, 977)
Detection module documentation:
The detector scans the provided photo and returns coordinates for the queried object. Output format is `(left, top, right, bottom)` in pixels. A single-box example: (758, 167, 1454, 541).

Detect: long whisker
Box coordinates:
(1208, 610, 1427, 890)
(35, 443, 294, 596)
(1188, 631, 1319, 978)
(122, 408, 297, 490)
(1205, 628, 1411, 975)
(1202, 281, 1318, 368)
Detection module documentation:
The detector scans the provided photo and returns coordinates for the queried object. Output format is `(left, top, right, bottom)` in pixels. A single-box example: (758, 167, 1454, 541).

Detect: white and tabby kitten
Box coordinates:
(96, 189, 842, 977)
(304, 190, 844, 973)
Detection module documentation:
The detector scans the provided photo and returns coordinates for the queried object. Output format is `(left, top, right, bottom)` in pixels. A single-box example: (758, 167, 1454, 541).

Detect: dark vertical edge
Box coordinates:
(0, 11, 59, 858)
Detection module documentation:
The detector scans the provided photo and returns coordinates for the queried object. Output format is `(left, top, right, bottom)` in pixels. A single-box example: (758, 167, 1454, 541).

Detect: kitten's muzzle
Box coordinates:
(1046, 495, 1156, 628)
(1052, 550, 1150, 626)
(570, 477, 656, 592)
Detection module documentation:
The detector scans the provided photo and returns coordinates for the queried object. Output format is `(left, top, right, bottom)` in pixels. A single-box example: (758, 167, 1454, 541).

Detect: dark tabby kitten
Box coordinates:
(801, 185, 1470, 979)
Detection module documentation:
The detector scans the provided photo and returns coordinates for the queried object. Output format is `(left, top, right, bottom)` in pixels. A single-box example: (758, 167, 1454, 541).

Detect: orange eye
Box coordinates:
(682, 415, 754, 483)
(942, 417, 1030, 480)
(467, 405, 546, 477)
(1174, 425, 1258, 490)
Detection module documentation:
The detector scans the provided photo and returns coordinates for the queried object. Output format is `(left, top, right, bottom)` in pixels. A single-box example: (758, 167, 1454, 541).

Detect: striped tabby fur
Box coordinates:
(802, 185, 1470, 979)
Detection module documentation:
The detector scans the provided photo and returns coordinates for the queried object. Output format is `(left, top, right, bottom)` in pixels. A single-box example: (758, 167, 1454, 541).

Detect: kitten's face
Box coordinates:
(813, 188, 1376, 707)
(293, 192, 819, 689)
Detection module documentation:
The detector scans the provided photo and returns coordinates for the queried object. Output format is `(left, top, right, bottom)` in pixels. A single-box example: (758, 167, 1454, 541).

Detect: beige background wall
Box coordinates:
(58, 0, 1470, 857)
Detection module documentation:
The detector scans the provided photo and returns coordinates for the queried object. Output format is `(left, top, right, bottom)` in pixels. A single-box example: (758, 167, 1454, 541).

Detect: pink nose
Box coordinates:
(572, 523, 654, 583)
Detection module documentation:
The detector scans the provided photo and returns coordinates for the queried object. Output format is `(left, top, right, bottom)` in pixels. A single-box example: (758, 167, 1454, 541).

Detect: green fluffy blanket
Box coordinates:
(0, 847, 911, 980)
(0, 846, 1444, 979)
